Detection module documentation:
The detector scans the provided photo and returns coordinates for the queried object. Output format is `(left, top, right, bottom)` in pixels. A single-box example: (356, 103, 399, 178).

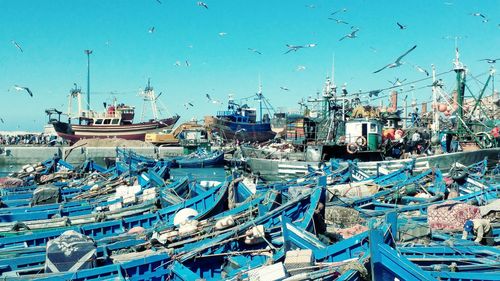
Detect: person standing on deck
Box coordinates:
(462, 219, 494, 246)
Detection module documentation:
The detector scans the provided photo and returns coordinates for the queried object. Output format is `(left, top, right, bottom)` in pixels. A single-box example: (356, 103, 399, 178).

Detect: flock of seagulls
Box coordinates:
(4, 2, 499, 120)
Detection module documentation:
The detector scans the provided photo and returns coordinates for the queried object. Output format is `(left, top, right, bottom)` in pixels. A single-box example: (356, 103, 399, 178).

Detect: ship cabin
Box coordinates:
(218, 101, 263, 124)
(345, 118, 383, 152)
(79, 105, 135, 126)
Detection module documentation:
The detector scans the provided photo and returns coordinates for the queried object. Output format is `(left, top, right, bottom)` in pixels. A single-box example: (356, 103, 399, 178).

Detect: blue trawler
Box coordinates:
(206, 90, 276, 143)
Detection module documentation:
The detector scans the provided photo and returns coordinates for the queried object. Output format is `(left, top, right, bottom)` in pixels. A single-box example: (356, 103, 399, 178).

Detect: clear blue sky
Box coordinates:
(0, 0, 499, 131)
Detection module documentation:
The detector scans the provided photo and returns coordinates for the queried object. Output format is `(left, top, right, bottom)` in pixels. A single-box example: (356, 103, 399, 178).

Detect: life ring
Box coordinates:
(355, 136, 367, 147)
(347, 143, 359, 154)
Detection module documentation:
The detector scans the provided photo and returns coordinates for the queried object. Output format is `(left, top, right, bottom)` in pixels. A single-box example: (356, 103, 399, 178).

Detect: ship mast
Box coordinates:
(139, 79, 160, 122)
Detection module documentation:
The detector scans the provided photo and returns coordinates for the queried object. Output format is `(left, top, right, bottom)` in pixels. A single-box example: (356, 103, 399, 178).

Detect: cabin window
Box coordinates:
(370, 123, 377, 133)
(103, 119, 111, 125)
(95, 119, 103, 125)
(111, 119, 120, 124)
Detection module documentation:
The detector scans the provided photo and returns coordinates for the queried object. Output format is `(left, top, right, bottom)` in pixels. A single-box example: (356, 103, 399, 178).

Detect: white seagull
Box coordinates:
(296, 65, 306, 71)
(248, 48, 262, 55)
(479, 58, 500, 64)
(197, 1, 208, 9)
(470, 12, 488, 22)
(373, 45, 417, 73)
(148, 27, 155, 33)
(11, 40, 23, 52)
(331, 8, 347, 15)
(218, 32, 227, 37)
(339, 28, 359, 41)
(206, 94, 222, 104)
(280, 86, 290, 91)
(413, 64, 429, 76)
(284, 44, 316, 54)
(397, 22, 407, 30)
(328, 18, 349, 24)
(13, 85, 33, 97)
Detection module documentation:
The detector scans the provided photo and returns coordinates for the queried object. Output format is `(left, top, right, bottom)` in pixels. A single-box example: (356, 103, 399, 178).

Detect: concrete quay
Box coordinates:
(0, 146, 184, 165)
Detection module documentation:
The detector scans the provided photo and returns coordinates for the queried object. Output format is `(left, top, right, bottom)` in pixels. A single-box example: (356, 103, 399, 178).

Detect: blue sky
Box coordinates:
(0, 0, 499, 131)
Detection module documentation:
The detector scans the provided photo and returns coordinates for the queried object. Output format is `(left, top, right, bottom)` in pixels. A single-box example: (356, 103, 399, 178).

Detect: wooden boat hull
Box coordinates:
(208, 116, 276, 143)
(245, 148, 500, 179)
(52, 115, 180, 144)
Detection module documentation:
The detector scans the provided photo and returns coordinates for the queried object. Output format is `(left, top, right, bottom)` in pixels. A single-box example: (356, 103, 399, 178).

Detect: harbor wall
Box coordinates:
(0, 146, 184, 165)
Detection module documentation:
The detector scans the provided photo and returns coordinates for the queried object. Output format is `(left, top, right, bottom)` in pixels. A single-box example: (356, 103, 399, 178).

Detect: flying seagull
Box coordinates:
(185, 60, 190, 67)
(218, 32, 227, 37)
(413, 64, 429, 76)
(388, 78, 407, 86)
(155, 0, 161, 4)
(284, 44, 316, 54)
(339, 28, 359, 41)
(368, 90, 382, 97)
(0, 118, 4, 124)
(11, 40, 23, 52)
(148, 27, 155, 33)
(470, 12, 488, 22)
(13, 85, 33, 97)
(197, 1, 208, 9)
(248, 48, 262, 55)
(296, 65, 306, 71)
(174, 61, 181, 66)
(206, 94, 222, 104)
(373, 45, 417, 74)
(328, 18, 349, 24)
(479, 58, 500, 63)
(305, 4, 316, 9)
(184, 102, 194, 109)
(280, 86, 290, 91)
(331, 8, 347, 15)
(397, 22, 407, 29)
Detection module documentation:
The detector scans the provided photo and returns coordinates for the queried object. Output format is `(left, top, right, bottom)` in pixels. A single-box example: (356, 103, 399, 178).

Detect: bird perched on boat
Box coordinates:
(397, 22, 407, 30)
(11, 40, 23, 52)
(339, 28, 359, 41)
(470, 12, 488, 22)
(328, 18, 349, 24)
(331, 8, 347, 15)
(197, 1, 208, 9)
(479, 58, 499, 64)
(373, 45, 417, 73)
(280, 86, 290, 91)
(248, 48, 262, 55)
(12, 85, 33, 97)
(148, 27, 155, 33)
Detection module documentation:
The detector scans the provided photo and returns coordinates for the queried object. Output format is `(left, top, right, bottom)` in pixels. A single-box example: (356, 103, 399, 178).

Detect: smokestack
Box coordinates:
(391, 91, 398, 111)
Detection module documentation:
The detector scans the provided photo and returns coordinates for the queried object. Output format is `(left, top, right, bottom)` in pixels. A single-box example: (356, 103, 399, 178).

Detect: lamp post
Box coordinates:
(84, 49, 93, 111)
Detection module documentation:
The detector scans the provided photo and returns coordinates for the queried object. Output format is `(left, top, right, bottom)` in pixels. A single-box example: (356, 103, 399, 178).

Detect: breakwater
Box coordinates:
(0, 146, 184, 165)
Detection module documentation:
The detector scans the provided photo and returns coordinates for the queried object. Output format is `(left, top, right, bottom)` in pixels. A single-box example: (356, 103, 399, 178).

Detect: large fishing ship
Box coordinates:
(50, 81, 179, 144)
(205, 86, 276, 143)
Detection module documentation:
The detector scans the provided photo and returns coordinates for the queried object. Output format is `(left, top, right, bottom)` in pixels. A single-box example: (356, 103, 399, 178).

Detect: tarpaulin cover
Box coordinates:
(45, 230, 96, 273)
(428, 201, 481, 230)
(32, 185, 60, 205)
(0, 177, 24, 188)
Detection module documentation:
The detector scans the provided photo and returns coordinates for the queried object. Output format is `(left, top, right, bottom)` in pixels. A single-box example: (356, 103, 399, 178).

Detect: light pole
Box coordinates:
(84, 49, 93, 111)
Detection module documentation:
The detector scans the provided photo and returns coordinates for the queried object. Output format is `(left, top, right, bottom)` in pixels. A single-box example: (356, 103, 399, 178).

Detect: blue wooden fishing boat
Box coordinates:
(175, 149, 225, 168)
